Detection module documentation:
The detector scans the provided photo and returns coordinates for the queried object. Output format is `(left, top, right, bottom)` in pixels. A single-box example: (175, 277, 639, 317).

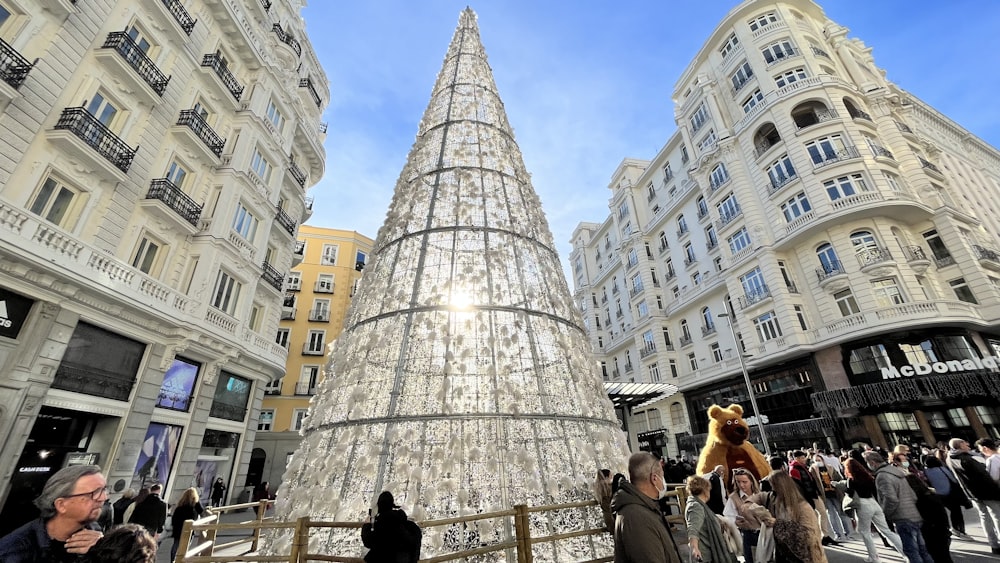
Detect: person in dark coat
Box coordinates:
(128, 483, 167, 540)
(210, 478, 227, 508)
(947, 437, 1000, 554)
(361, 491, 421, 563)
(905, 475, 952, 563)
(170, 487, 206, 561)
(611, 452, 682, 563)
(704, 465, 726, 514)
(111, 489, 136, 526)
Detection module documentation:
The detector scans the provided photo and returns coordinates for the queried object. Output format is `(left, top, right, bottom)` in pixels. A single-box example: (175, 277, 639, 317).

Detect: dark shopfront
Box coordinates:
(679, 358, 846, 454)
(812, 330, 1000, 449)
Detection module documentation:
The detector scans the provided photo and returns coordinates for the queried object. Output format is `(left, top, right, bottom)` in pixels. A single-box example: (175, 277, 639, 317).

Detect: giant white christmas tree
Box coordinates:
(269, 8, 630, 560)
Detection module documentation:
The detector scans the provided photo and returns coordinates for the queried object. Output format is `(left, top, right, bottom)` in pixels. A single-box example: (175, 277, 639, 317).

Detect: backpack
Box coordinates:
(404, 520, 422, 563)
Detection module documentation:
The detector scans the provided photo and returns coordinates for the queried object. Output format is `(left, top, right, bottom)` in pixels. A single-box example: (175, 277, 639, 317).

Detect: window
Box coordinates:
(753, 311, 782, 342)
(834, 288, 860, 316)
(805, 134, 848, 165)
(766, 154, 796, 189)
(720, 32, 740, 59)
(883, 172, 904, 193)
(697, 129, 717, 152)
(125, 23, 152, 55)
(748, 12, 778, 31)
(265, 100, 285, 132)
(950, 278, 978, 304)
(131, 235, 162, 275)
(85, 91, 118, 128)
(300, 365, 320, 394)
(258, 409, 274, 431)
(850, 230, 878, 253)
(794, 305, 807, 330)
(316, 273, 334, 293)
(723, 226, 750, 255)
(665, 258, 675, 278)
(701, 307, 714, 331)
(742, 89, 764, 113)
(165, 160, 188, 188)
(774, 67, 807, 88)
(286, 271, 301, 290)
(0, 5, 10, 29)
(717, 193, 740, 222)
(696, 196, 708, 218)
(626, 248, 638, 268)
(321, 244, 338, 265)
(618, 201, 630, 219)
(637, 301, 649, 317)
(850, 344, 891, 374)
(232, 202, 258, 241)
(709, 164, 730, 189)
(731, 61, 754, 92)
(670, 402, 685, 426)
(711, 343, 723, 363)
(649, 363, 661, 382)
(871, 278, 905, 307)
(680, 145, 689, 163)
(250, 148, 272, 182)
(677, 214, 688, 235)
(311, 299, 331, 321)
(275, 328, 290, 348)
(824, 174, 868, 200)
(28, 177, 80, 228)
(688, 353, 698, 371)
(669, 359, 679, 378)
(816, 243, 841, 275)
(705, 225, 718, 248)
(305, 330, 325, 354)
(684, 243, 696, 264)
(680, 319, 691, 340)
(761, 40, 796, 64)
(741, 267, 767, 298)
(292, 409, 308, 431)
(631, 274, 643, 293)
(923, 230, 952, 261)
(780, 191, 811, 222)
(690, 103, 710, 133)
(211, 270, 241, 315)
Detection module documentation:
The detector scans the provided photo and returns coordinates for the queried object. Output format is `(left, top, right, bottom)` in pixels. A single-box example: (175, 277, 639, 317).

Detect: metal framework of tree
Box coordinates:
(268, 9, 628, 560)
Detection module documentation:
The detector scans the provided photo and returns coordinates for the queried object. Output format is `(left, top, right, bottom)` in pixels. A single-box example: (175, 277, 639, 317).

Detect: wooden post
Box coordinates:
(174, 520, 194, 562)
(203, 516, 218, 558)
(252, 500, 268, 551)
(513, 504, 532, 563)
(289, 517, 308, 563)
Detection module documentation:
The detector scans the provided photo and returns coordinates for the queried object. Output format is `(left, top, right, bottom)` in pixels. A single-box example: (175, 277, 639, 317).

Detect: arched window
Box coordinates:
(753, 123, 781, 155)
(669, 402, 685, 427)
(701, 307, 714, 331)
(816, 242, 841, 274)
(680, 319, 691, 340)
(697, 196, 708, 218)
(790, 100, 833, 129)
(850, 230, 878, 253)
(842, 97, 870, 120)
(677, 214, 688, 235)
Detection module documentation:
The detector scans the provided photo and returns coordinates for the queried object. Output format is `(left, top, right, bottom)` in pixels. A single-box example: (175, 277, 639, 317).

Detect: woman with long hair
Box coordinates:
(844, 450, 903, 563)
(758, 471, 826, 563)
(170, 487, 206, 561)
(592, 468, 614, 531)
(723, 468, 768, 563)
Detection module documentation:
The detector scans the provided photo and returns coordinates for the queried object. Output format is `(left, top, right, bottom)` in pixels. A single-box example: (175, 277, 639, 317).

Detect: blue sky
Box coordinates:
(299, 1, 1000, 268)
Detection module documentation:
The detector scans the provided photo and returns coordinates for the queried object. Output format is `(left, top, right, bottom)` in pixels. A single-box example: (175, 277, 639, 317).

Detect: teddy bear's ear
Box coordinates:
(708, 405, 723, 419)
(728, 404, 744, 416)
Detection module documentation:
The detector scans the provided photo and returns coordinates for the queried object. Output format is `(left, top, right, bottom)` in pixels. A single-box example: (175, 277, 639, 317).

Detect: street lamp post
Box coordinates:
(719, 313, 773, 458)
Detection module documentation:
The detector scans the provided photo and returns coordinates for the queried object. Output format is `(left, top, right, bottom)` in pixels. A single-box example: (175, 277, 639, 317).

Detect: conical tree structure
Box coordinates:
(269, 8, 629, 560)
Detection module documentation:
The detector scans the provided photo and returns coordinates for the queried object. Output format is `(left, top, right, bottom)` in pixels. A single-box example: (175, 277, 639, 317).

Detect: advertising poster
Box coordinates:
(131, 422, 182, 489)
(156, 358, 200, 411)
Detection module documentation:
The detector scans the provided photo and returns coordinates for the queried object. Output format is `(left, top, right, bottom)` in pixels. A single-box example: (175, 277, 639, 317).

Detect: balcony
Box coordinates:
(677, 226, 689, 238)
(282, 293, 296, 308)
(259, 0, 272, 13)
(309, 309, 330, 322)
(815, 260, 849, 291)
(794, 108, 838, 131)
(918, 157, 944, 177)
(870, 144, 895, 161)
(272, 23, 302, 57)
(611, 285, 619, 295)
(973, 245, 1000, 272)
(51, 107, 136, 174)
(281, 307, 296, 320)
(299, 77, 322, 108)
(812, 145, 861, 170)
(934, 255, 956, 268)
(314, 280, 334, 293)
(261, 261, 283, 291)
(847, 107, 873, 122)
(628, 286, 643, 298)
(709, 176, 730, 193)
(901, 245, 931, 274)
(295, 381, 317, 396)
(856, 246, 894, 274)
(706, 239, 718, 251)
(0, 37, 35, 90)
(157, 0, 197, 35)
(679, 335, 693, 347)
(753, 139, 780, 160)
(896, 121, 916, 137)
(275, 205, 296, 236)
(99, 32, 170, 99)
(143, 178, 202, 229)
(739, 285, 772, 309)
(292, 240, 305, 265)
(175, 109, 225, 159)
(302, 344, 324, 356)
(716, 207, 743, 230)
(624, 362, 634, 374)
(200, 54, 244, 102)
(810, 45, 830, 59)
(764, 48, 801, 68)
(811, 299, 983, 341)
(731, 74, 754, 97)
(701, 324, 717, 337)
(288, 155, 307, 187)
(640, 345, 657, 359)
(767, 172, 798, 195)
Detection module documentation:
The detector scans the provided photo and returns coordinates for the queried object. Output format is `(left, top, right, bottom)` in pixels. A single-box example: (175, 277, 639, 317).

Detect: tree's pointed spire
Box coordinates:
(268, 8, 628, 560)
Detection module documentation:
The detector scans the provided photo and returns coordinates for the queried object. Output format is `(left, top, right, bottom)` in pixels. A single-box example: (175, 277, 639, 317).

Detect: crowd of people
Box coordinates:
(599, 437, 1000, 563)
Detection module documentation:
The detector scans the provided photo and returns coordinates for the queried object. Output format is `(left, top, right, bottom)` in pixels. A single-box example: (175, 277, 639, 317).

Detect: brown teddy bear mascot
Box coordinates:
(696, 403, 770, 486)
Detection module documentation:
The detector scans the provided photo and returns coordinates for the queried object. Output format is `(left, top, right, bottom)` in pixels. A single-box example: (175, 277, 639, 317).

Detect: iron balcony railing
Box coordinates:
(283, 294, 296, 307)
(764, 47, 801, 68)
(288, 156, 307, 187)
(934, 255, 956, 268)
(973, 245, 1000, 262)
(259, 0, 272, 13)
(896, 121, 914, 134)
(716, 206, 743, 230)
(870, 144, 895, 160)
(299, 77, 321, 107)
(848, 108, 873, 122)
(294, 240, 306, 255)
(0, 37, 35, 89)
(260, 261, 283, 291)
(309, 309, 330, 322)
(200, 54, 244, 101)
(815, 260, 846, 282)
(813, 145, 861, 170)
(810, 45, 830, 59)
(901, 245, 928, 262)
(102, 32, 170, 96)
(54, 107, 137, 172)
(753, 139, 779, 159)
(767, 172, 798, 195)
(739, 285, 772, 309)
(160, 0, 196, 34)
(678, 335, 693, 347)
(176, 109, 225, 156)
(147, 178, 202, 226)
(918, 156, 943, 175)
(318, 122, 328, 134)
(701, 324, 717, 337)
(272, 24, 302, 57)
(795, 108, 838, 130)
(304, 196, 314, 211)
(275, 205, 296, 235)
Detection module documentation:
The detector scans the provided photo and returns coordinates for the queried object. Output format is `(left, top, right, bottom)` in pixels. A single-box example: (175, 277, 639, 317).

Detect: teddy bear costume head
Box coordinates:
(695, 403, 770, 486)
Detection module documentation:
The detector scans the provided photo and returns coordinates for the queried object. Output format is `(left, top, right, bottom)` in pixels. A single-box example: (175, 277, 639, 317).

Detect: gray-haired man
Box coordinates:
(0, 465, 107, 562)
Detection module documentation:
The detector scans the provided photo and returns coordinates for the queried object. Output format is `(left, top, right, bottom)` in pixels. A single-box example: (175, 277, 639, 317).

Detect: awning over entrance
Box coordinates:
(604, 382, 678, 410)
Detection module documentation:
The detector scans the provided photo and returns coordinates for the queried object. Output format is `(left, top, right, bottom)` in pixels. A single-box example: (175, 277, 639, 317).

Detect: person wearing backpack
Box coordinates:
(361, 491, 421, 563)
(865, 451, 933, 563)
(904, 474, 951, 563)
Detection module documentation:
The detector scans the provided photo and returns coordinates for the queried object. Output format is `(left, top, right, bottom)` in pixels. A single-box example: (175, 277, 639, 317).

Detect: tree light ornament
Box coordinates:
(266, 8, 629, 561)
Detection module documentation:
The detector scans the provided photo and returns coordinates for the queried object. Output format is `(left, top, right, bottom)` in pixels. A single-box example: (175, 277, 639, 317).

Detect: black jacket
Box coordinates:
(361, 508, 420, 563)
(610, 481, 681, 563)
(128, 494, 167, 534)
(947, 449, 1000, 502)
(111, 497, 133, 526)
(171, 502, 205, 540)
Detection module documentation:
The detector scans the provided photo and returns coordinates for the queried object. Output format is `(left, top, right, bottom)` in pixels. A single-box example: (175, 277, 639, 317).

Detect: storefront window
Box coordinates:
(156, 357, 200, 411)
(210, 371, 252, 421)
(131, 422, 183, 490)
(947, 408, 970, 426)
(197, 430, 240, 500)
(925, 411, 948, 428)
(849, 344, 891, 374)
(877, 412, 919, 432)
(977, 406, 1000, 425)
(53, 322, 145, 401)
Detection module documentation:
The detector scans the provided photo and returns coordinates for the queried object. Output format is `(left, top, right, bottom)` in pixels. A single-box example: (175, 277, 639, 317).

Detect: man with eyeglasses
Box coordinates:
(610, 452, 682, 563)
(0, 464, 106, 562)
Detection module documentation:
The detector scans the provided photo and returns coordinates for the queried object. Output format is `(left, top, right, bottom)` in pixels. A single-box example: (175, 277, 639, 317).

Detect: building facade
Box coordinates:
(572, 0, 1000, 457)
(252, 225, 373, 490)
(0, 0, 327, 531)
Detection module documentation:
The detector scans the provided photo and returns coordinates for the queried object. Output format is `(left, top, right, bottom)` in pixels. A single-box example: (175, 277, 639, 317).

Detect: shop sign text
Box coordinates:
(881, 356, 1000, 380)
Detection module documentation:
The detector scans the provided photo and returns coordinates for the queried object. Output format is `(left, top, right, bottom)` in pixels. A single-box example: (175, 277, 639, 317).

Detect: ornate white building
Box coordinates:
(572, 0, 1000, 457)
(0, 0, 326, 529)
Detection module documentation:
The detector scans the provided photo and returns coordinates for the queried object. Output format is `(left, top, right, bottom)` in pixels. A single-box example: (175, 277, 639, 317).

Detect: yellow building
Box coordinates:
(252, 225, 374, 488)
